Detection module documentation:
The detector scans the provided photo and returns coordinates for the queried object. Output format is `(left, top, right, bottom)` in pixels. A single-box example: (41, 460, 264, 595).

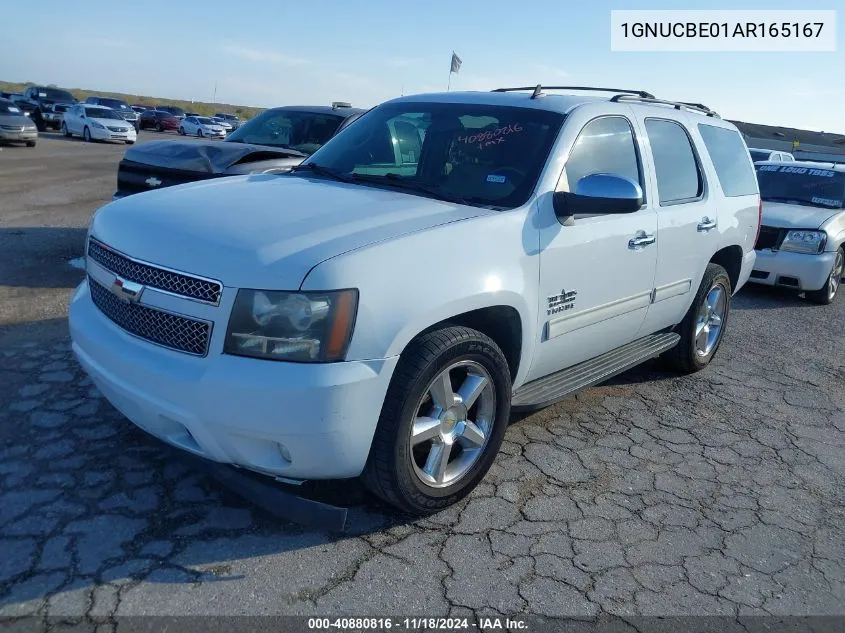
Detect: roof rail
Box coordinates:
(492, 85, 655, 100)
(610, 94, 720, 118)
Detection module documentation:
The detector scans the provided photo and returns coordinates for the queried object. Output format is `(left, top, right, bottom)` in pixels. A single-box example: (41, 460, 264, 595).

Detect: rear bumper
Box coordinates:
(748, 249, 835, 291)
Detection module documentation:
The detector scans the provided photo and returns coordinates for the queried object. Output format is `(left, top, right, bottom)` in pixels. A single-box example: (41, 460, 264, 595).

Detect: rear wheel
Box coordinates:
(362, 326, 512, 515)
(806, 247, 844, 305)
(662, 263, 731, 374)
(156, 122, 163, 132)
(178, 127, 185, 135)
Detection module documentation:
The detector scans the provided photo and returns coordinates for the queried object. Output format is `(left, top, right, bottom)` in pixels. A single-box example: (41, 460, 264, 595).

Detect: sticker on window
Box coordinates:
(458, 123, 523, 150)
(486, 174, 507, 184)
(811, 196, 840, 207)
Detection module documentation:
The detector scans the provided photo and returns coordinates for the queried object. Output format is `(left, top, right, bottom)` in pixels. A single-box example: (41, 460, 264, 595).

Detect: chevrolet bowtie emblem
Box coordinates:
(111, 276, 144, 304)
(145, 176, 162, 187)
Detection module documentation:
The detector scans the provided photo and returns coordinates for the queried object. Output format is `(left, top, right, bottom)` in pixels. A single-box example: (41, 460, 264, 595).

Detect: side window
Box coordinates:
(562, 116, 642, 194)
(697, 124, 759, 197)
(644, 119, 703, 205)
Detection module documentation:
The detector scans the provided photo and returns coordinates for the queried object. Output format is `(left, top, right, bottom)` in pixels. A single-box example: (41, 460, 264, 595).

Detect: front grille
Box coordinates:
(107, 126, 126, 132)
(754, 226, 786, 251)
(0, 125, 24, 131)
(88, 239, 222, 304)
(89, 276, 211, 356)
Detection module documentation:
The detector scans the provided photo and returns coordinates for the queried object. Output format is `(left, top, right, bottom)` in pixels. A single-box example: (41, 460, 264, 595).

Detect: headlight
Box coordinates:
(91, 121, 105, 129)
(780, 230, 826, 254)
(224, 289, 358, 362)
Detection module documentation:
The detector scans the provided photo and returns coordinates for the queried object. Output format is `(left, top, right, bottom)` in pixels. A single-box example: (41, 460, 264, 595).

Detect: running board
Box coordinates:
(511, 332, 680, 411)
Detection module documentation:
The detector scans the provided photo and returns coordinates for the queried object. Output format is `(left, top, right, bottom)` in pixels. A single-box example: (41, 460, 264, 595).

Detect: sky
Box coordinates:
(0, 0, 842, 132)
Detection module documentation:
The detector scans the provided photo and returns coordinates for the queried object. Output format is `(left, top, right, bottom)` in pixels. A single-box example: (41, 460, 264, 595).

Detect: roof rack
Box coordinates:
(331, 101, 352, 109)
(610, 94, 720, 118)
(492, 85, 655, 100)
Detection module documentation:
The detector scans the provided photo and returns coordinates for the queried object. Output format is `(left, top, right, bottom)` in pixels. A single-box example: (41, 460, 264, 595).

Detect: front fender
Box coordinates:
(300, 209, 540, 387)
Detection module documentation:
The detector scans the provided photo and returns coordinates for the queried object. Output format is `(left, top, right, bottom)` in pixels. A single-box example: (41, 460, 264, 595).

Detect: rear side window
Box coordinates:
(698, 124, 759, 197)
(645, 119, 703, 204)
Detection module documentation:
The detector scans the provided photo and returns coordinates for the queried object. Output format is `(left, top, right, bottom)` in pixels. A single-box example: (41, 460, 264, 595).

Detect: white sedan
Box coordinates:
(61, 105, 137, 144)
(179, 116, 227, 139)
(210, 117, 233, 132)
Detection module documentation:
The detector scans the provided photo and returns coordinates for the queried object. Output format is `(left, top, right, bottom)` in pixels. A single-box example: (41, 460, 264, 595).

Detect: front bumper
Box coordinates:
(68, 278, 398, 480)
(90, 126, 137, 142)
(748, 249, 835, 291)
(0, 128, 37, 142)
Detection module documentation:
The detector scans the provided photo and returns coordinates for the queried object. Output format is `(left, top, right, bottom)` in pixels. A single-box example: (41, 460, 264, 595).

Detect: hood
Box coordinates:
(762, 201, 839, 229)
(90, 174, 489, 289)
(121, 140, 306, 174)
(0, 113, 34, 127)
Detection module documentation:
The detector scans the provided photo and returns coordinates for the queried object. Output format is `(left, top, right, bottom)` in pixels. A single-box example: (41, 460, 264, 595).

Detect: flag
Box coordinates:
(450, 52, 462, 74)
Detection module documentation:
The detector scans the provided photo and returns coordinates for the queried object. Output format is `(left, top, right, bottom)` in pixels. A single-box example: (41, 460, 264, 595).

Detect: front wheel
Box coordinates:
(156, 122, 163, 132)
(362, 326, 512, 515)
(125, 140, 135, 145)
(806, 247, 844, 305)
(197, 128, 203, 137)
(178, 127, 185, 135)
(662, 263, 732, 374)
(83, 126, 91, 142)
(61, 121, 70, 137)
(26, 141, 36, 147)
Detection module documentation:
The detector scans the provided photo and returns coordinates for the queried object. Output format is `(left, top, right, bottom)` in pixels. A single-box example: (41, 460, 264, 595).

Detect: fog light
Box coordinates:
(277, 443, 292, 463)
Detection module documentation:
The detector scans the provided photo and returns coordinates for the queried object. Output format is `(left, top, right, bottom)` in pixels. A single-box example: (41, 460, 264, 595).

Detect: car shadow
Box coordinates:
(732, 283, 818, 310)
(0, 227, 87, 289)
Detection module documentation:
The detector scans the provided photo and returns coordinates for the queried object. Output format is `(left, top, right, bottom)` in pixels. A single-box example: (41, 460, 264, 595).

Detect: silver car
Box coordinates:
(0, 98, 38, 147)
(750, 161, 845, 304)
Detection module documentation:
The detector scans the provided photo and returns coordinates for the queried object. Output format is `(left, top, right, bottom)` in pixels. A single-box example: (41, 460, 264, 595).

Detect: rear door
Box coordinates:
(635, 114, 716, 334)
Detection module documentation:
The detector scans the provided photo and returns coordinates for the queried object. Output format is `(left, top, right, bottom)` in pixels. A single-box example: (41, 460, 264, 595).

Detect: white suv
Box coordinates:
(69, 86, 760, 515)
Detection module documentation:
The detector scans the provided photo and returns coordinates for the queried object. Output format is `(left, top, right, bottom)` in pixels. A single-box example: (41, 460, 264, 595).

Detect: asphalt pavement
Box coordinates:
(1, 132, 844, 623)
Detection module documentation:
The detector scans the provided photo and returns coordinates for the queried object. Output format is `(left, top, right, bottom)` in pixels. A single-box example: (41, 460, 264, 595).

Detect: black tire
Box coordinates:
(178, 127, 185, 135)
(83, 127, 91, 143)
(33, 111, 46, 132)
(805, 247, 844, 305)
(156, 122, 163, 132)
(662, 263, 732, 374)
(362, 325, 512, 515)
(26, 141, 36, 147)
(125, 140, 135, 145)
(197, 128, 203, 137)
(61, 121, 70, 137)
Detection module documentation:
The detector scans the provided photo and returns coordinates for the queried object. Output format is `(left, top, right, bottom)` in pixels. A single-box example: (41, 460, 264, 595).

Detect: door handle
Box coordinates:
(628, 231, 656, 250)
(697, 217, 717, 232)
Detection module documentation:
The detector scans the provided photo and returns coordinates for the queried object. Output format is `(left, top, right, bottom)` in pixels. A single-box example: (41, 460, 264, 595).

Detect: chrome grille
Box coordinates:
(88, 239, 221, 304)
(107, 126, 127, 132)
(89, 276, 211, 356)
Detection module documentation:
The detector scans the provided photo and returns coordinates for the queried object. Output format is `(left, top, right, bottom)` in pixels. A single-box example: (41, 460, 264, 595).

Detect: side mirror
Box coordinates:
(553, 173, 644, 223)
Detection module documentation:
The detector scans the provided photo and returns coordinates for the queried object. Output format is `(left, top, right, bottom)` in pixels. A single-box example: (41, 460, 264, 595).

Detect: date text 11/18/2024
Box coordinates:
(307, 617, 529, 630)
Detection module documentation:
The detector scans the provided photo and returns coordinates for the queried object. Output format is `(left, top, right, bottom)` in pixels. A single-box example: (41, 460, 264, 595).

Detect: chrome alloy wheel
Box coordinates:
(694, 283, 728, 357)
(409, 360, 496, 489)
(828, 249, 843, 301)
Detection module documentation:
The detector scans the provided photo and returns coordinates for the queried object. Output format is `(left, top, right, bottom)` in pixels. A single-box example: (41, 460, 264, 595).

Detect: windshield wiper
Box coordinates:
(290, 163, 354, 183)
(350, 173, 497, 207)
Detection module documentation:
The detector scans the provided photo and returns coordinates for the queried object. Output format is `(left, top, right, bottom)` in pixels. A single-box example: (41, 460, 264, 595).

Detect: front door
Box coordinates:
(527, 114, 658, 382)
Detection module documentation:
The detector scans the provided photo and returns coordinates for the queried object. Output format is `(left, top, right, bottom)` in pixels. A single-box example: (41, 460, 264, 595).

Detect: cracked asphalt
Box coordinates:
(1, 134, 844, 624)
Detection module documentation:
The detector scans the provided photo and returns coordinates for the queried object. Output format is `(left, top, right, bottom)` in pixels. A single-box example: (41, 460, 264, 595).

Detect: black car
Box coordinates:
(115, 103, 365, 198)
(20, 85, 78, 131)
(154, 105, 186, 119)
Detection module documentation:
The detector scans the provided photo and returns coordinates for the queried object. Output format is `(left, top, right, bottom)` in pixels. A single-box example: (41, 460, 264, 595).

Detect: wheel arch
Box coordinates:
(709, 244, 743, 293)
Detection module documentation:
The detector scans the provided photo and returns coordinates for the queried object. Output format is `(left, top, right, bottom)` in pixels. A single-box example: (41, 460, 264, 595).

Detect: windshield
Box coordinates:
(98, 98, 128, 109)
(85, 107, 122, 120)
(749, 150, 771, 162)
(756, 164, 845, 209)
(226, 110, 344, 153)
(296, 102, 564, 209)
(0, 100, 22, 114)
(36, 88, 74, 102)
(196, 117, 215, 125)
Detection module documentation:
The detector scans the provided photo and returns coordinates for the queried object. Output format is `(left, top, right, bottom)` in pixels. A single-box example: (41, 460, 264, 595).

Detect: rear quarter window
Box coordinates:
(698, 124, 758, 197)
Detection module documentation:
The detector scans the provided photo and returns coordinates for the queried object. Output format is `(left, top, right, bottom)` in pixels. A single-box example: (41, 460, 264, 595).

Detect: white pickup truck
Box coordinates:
(69, 86, 760, 515)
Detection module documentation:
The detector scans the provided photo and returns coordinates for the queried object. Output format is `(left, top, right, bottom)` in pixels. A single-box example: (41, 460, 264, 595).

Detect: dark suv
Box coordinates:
(154, 105, 186, 119)
(115, 103, 364, 198)
(20, 85, 78, 131)
(85, 96, 140, 130)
